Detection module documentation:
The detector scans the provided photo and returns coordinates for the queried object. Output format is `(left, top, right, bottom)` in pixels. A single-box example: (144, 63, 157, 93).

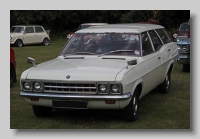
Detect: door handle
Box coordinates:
(157, 57, 161, 60)
(167, 49, 170, 51)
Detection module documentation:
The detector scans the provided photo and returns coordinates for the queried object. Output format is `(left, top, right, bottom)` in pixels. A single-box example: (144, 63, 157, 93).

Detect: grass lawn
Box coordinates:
(10, 38, 190, 129)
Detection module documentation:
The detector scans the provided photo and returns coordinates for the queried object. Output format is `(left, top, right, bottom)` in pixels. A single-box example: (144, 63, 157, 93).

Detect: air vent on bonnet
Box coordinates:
(102, 57, 126, 60)
(64, 57, 85, 59)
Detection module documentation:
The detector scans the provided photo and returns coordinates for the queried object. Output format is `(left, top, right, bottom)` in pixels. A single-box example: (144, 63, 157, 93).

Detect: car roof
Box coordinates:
(76, 23, 164, 33)
(80, 23, 108, 25)
(12, 24, 42, 27)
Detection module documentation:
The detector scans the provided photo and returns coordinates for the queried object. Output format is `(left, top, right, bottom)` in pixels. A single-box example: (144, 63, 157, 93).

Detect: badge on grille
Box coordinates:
(66, 75, 70, 79)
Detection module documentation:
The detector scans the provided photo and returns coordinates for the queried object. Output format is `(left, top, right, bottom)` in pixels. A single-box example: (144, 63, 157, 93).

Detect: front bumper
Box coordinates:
(20, 92, 132, 109)
(177, 54, 190, 65)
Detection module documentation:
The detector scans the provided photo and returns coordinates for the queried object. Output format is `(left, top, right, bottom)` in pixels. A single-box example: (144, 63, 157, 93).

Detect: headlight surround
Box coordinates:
(33, 82, 42, 91)
(23, 81, 32, 91)
(98, 84, 108, 93)
(110, 84, 121, 94)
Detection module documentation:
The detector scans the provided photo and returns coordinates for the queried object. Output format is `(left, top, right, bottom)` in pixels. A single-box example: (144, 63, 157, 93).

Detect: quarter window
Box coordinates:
(25, 27, 34, 33)
(155, 29, 172, 44)
(148, 30, 163, 51)
(141, 32, 154, 56)
(35, 27, 44, 33)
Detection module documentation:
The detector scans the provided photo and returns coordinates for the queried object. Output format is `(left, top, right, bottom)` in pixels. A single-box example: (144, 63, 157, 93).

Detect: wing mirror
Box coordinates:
(127, 59, 137, 66)
(27, 57, 36, 67)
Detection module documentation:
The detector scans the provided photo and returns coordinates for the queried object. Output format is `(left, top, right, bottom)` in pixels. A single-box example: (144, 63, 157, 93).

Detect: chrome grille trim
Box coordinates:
(43, 82, 97, 94)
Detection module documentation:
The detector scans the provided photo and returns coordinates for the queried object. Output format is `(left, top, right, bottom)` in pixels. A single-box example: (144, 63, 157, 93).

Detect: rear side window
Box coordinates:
(148, 30, 163, 51)
(25, 27, 34, 33)
(155, 29, 172, 44)
(35, 26, 44, 33)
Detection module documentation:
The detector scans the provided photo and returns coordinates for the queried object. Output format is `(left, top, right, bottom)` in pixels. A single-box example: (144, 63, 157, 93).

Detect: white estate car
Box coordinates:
(10, 25, 50, 47)
(20, 24, 178, 122)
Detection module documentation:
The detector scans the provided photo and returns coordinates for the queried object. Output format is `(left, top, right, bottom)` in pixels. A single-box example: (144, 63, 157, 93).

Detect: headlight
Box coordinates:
(33, 82, 42, 91)
(182, 45, 189, 51)
(110, 84, 121, 94)
(98, 84, 108, 93)
(177, 45, 181, 51)
(23, 82, 32, 90)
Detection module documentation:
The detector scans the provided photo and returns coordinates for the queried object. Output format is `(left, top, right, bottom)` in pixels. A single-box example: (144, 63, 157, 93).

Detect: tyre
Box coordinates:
(10, 66, 14, 88)
(158, 71, 171, 94)
(182, 64, 190, 72)
(42, 38, 50, 46)
(15, 39, 23, 47)
(32, 105, 52, 117)
(123, 88, 139, 122)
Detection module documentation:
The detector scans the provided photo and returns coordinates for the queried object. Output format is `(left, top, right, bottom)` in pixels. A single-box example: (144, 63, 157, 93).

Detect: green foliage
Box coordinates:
(10, 10, 190, 37)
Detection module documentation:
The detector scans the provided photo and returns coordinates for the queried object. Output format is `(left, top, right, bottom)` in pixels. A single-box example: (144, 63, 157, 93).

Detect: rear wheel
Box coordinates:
(123, 88, 139, 122)
(32, 105, 52, 117)
(158, 71, 171, 94)
(15, 39, 23, 47)
(42, 38, 50, 46)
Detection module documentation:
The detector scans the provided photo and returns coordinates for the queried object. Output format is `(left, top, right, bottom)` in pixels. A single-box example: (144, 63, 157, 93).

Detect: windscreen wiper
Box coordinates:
(99, 50, 133, 57)
(76, 52, 96, 55)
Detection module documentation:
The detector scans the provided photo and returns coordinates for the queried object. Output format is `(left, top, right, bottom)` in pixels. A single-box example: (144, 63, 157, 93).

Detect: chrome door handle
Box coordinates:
(157, 57, 161, 59)
(167, 49, 170, 51)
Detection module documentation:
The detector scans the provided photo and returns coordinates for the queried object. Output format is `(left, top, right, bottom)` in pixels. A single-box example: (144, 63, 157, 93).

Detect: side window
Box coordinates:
(35, 27, 44, 33)
(25, 27, 34, 33)
(148, 30, 163, 51)
(155, 29, 171, 44)
(141, 32, 154, 56)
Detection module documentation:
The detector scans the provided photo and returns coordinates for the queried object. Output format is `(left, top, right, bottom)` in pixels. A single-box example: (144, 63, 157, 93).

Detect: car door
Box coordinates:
(23, 26, 36, 44)
(139, 31, 163, 96)
(155, 29, 175, 76)
(35, 26, 45, 43)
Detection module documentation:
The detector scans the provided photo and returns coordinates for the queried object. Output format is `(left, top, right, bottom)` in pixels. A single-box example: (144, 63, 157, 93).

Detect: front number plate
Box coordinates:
(52, 100, 88, 109)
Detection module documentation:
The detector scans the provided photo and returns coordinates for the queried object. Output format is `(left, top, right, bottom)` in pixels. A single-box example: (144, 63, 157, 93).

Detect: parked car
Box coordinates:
(10, 47, 17, 88)
(67, 23, 108, 39)
(10, 25, 50, 47)
(173, 20, 190, 72)
(20, 23, 178, 122)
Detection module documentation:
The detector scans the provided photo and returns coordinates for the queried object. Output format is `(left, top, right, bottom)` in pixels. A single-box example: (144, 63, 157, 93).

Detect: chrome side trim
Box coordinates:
(20, 92, 132, 100)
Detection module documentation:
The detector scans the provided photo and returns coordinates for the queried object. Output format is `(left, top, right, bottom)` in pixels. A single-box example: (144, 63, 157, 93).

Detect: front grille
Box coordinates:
(177, 44, 190, 53)
(43, 82, 97, 94)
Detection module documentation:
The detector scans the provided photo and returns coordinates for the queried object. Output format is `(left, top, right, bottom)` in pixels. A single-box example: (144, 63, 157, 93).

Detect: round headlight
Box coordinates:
(99, 84, 108, 93)
(177, 45, 181, 51)
(23, 82, 31, 90)
(34, 82, 41, 90)
(111, 84, 120, 93)
(182, 45, 189, 51)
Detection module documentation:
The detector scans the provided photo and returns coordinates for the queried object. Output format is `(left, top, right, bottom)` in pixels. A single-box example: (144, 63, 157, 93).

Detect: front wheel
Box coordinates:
(42, 38, 50, 46)
(32, 105, 52, 117)
(123, 88, 139, 122)
(158, 72, 171, 94)
(182, 64, 190, 72)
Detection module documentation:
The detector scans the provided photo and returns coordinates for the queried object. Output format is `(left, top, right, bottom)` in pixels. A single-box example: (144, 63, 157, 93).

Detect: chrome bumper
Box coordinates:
(20, 92, 132, 100)
(177, 54, 190, 65)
